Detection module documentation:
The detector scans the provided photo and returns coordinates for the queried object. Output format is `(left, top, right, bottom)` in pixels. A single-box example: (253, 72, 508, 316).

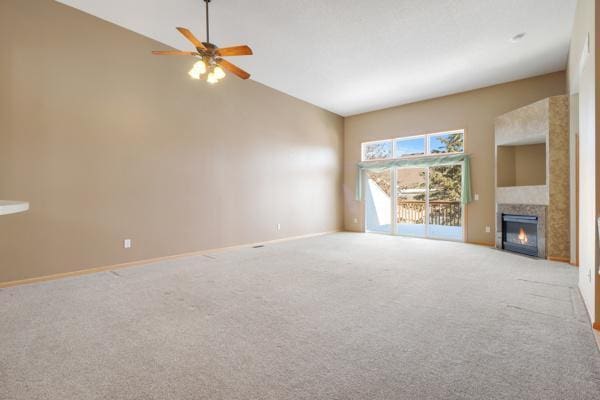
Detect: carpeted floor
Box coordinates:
(1, 232, 599, 399)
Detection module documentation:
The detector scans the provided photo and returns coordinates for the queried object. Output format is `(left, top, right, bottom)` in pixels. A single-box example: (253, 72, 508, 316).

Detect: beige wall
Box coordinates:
(567, 0, 597, 324)
(515, 144, 547, 186)
(344, 72, 566, 244)
(0, 0, 344, 283)
(497, 146, 517, 187)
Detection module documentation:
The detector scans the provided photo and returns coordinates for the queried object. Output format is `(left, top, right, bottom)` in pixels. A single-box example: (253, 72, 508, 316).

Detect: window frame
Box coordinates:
(427, 130, 465, 156)
(393, 134, 427, 159)
(361, 129, 465, 161)
(361, 139, 394, 161)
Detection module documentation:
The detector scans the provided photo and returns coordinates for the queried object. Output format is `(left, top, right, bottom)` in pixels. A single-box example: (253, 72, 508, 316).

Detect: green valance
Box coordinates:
(355, 153, 472, 204)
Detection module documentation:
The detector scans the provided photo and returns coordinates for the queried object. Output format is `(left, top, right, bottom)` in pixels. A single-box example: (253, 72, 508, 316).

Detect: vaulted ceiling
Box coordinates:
(57, 0, 577, 116)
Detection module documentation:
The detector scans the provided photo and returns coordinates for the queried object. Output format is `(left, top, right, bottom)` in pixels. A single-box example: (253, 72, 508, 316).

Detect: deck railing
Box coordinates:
(397, 201, 461, 226)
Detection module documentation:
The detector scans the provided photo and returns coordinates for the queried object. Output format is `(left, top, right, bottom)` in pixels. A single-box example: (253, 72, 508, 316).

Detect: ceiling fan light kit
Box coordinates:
(152, 0, 253, 84)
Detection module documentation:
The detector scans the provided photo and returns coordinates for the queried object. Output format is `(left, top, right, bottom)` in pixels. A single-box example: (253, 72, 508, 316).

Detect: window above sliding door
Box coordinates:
(428, 132, 464, 154)
(394, 136, 426, 157)
(361, 130, 464, 161)
(362, 140, 393, 161)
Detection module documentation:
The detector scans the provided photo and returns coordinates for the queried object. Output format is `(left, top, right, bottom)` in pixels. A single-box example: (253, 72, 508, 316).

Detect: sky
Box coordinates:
(396, 138, 424, 156)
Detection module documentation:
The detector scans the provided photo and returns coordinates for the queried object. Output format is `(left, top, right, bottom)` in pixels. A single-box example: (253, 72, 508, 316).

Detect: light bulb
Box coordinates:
(214, 66, 226, 80)
(188, 67, 201, 80)
(206, 72, 218, 84)
(193, 60, 207, 74)
(188, 60, 206, 80)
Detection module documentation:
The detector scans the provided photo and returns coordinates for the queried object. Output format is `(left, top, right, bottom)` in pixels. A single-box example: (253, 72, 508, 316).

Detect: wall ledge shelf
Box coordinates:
(496, 185, 549, 206)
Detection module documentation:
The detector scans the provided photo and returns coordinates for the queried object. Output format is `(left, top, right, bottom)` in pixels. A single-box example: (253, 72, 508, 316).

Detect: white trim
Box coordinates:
(425, 167, 430, 237)
(425, 128, 465, 137)
(391, 168, 398, 234)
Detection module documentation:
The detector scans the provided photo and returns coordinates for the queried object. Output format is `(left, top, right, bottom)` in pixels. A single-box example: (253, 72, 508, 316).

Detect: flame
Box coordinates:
(518, 227, 528, 245)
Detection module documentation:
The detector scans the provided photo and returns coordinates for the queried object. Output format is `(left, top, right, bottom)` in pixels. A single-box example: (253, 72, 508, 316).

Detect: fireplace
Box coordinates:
(496, 204, 546, 258)
(502, 214, 539, 256)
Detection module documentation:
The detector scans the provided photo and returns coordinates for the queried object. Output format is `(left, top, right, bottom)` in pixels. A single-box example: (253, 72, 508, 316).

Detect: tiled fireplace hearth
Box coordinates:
(496, 204, 547, 258)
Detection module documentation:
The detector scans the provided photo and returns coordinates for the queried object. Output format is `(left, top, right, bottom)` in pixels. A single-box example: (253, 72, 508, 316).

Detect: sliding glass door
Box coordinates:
(365, 170, 392, 234)
(365, 165, 463, 241)
(427, 165, 463, 240)
(396, 168, 427, 237)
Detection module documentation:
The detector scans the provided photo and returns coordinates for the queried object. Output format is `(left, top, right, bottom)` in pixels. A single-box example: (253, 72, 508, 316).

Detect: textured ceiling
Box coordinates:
(56, 0, 576, 116)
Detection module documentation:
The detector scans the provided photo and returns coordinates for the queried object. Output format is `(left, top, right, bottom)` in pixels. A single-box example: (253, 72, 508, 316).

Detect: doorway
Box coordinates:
(365, 164, 464, 241)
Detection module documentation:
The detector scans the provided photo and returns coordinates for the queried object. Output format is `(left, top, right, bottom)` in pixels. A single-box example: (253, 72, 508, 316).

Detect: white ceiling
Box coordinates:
(56, 0, 576, 116)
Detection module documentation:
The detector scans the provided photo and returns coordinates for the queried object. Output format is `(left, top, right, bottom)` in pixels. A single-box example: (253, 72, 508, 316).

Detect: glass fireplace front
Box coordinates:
(502, 214, 538, 257)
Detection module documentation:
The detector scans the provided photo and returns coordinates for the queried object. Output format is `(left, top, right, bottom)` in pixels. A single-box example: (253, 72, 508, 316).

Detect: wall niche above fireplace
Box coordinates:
(497, 143, 546, 187)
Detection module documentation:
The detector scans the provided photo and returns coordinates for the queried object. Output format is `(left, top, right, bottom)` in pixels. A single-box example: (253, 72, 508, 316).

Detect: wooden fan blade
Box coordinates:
(216, 45, 253, 57)
(176, 27, 207, 51)
(152, 50, 199, 56)
(217, 59, 250, 80)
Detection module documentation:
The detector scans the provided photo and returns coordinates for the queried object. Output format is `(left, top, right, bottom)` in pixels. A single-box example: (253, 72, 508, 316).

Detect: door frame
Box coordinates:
(365, 164, 465, 242)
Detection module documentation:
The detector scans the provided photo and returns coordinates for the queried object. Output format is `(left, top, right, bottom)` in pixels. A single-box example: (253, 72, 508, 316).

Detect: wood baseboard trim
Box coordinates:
(593, 323, 600, 352)
(569, 261, 579, 267)
(467, 241, 495, 247)
(548, 256, 571, 264)
(0, 230, 340, 289)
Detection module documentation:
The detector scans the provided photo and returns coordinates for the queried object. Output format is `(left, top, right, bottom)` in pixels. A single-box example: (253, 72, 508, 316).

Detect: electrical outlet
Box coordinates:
(124, 239, 132, 249)
(277, 223, 281, 231)
(474, 193, 479, 201)
(353, 218, 358, 224)
(485, 226, 491, 233)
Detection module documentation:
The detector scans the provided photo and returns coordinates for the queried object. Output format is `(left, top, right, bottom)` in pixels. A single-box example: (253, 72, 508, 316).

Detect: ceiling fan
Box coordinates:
(152, 0, 253, 84)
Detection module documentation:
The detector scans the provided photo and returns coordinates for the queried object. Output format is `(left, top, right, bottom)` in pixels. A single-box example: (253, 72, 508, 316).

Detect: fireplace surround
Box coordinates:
(496, 204, 547, 258)
(494, 96, 569, 261)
